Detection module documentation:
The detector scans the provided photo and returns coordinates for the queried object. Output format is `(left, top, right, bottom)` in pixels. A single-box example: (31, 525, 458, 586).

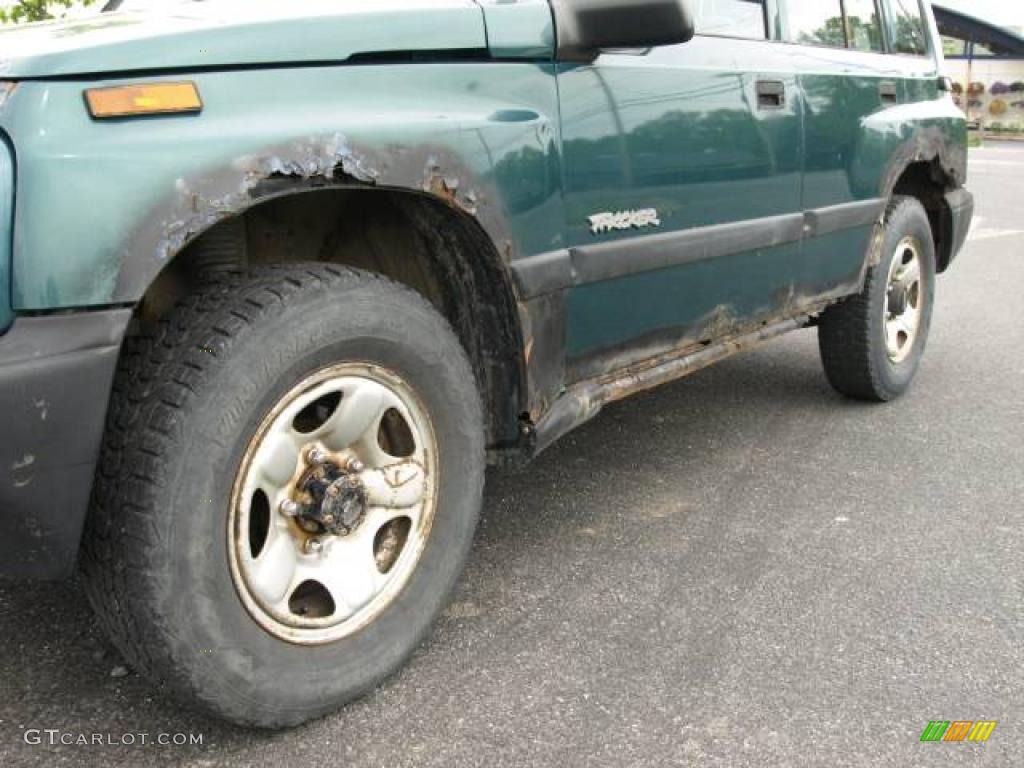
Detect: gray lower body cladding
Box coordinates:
(0, 309, 130, 578)
(943, 187, 974, 271)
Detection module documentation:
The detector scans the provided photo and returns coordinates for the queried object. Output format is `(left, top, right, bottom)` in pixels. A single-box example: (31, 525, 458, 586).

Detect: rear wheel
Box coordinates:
(818, 196, 936, 402)
(81, 265, 484, 727)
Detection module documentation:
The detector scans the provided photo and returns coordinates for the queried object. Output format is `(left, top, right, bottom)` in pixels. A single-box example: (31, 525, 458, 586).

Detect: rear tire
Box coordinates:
(81, 264, 484, 728)
(818, 196, 936, 402)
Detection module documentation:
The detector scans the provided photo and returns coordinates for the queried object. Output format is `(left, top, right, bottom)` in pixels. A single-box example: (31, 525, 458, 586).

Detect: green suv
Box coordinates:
(0, 0, 973, 726)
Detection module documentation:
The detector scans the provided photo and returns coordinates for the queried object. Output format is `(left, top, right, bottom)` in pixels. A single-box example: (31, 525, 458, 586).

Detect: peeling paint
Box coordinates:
(157, 133, 382, 263)
(879, 124, 967, 200)
(110, 132, 517, 306)
(155, 135, 495, 268)
(0, 81, 14, 109)
(531, 312, 813, 457)
(422, 156, 479, 215)
(235, 134, 380, 185)
(699, 304, 740, 343)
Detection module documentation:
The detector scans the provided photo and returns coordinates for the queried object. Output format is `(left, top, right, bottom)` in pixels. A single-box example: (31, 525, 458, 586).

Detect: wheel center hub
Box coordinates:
(888, 283, 909, 316)
(297, 461, 367, 537)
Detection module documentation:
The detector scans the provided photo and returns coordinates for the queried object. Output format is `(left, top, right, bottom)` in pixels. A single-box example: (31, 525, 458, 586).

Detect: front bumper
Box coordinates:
(0, 309, 130, 578)
(943, 187, 974, 271)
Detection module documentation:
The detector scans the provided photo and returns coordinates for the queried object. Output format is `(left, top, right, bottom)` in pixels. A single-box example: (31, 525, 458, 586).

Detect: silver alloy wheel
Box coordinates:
(883, 236, 924, 364)
(228, 363, 438, 645)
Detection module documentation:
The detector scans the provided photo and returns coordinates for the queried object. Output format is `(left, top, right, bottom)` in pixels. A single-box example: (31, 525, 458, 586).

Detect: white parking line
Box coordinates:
(971, 145, 1024, 152)
(967, 216, 1024, 243)
(969, 159, 1024, 167)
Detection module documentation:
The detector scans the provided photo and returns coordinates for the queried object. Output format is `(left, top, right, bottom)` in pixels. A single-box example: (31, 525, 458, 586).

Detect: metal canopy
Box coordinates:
(933, 4, 1024, 57)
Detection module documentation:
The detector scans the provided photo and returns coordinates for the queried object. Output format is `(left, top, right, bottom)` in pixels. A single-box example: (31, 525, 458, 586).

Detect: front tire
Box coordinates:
(818, 196, 937, 402)
(81, 265, 484, 728)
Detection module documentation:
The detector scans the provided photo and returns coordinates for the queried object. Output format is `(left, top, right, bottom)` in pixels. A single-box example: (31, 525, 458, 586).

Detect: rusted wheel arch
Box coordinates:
(132, 183, 528, 455)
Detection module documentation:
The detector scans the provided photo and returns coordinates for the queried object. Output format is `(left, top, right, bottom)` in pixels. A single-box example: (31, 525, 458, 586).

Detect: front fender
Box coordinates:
(3, 62, 562, 310)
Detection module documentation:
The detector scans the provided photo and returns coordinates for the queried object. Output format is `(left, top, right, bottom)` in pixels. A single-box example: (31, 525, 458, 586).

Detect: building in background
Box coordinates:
(935, 4, 1024, 133)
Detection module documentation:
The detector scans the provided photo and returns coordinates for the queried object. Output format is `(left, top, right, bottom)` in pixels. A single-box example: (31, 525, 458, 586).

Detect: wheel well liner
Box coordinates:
(135, 187, 526, 450)
(891, 159, 958, 274)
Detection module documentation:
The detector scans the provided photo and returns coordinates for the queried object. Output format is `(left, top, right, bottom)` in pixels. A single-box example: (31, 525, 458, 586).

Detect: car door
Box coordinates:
(785, 0, 910, 298)
(557, 0, 805, 381)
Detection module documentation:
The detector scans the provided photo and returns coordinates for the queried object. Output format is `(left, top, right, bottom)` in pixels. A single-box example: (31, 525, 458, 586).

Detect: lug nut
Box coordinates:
(305, 537, 333, 556)
(307, 448, 329, 466)
(279, 499, 300, 517)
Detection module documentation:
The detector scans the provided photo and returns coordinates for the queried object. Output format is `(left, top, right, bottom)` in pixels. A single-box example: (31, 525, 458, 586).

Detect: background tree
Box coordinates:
(0, 0, 97, 24)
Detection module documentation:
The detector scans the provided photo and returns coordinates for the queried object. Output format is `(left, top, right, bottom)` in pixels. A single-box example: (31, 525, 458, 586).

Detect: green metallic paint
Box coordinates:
(559, 36, 804, 360)
(800, 49, 910, 296)
(558, 27, 966, 363)
(476, 0, 555, 60)
(0, 1, 488, 79)
(799, 43, 965, 293)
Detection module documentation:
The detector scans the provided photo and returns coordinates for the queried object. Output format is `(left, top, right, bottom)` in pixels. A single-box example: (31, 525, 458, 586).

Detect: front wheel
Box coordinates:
(81, 265, 484, 728)
(818, 196, 937, 402)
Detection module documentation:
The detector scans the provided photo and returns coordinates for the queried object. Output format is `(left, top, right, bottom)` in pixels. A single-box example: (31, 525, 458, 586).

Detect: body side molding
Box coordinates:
(512, 198, 887, 299)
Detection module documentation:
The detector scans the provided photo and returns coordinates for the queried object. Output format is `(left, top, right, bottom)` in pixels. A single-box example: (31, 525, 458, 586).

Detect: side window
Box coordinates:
(884, 0, 928, 55)
(844, 0, 884, 52)
(786, 1, 845, 48)
(694, 0, 767, 41)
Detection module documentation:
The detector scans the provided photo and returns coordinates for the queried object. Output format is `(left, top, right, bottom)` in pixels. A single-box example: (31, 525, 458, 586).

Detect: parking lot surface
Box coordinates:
(1, 144, 1022, 767)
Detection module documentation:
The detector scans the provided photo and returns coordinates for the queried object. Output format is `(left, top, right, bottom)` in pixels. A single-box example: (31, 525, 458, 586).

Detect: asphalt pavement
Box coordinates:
(1, 143, 1022, 768)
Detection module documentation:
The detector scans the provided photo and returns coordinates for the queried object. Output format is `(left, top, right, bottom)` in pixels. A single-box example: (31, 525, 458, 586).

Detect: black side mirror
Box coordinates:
(551, 0, 695, 60)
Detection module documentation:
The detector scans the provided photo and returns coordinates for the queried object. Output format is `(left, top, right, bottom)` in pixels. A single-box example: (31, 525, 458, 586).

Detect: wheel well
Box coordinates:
(891, 159, 958, 273)
(135, 188, 525, 450)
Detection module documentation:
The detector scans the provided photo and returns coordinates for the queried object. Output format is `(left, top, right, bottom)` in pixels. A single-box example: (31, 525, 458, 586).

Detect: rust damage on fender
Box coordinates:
(112, 133, 527, 457)
(422, 156, 479, 216)
(868, 125, 967, 270)
(137, 134, 505, 283)
(158, 134, 381, 262)
(881, 125, 968, 196)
